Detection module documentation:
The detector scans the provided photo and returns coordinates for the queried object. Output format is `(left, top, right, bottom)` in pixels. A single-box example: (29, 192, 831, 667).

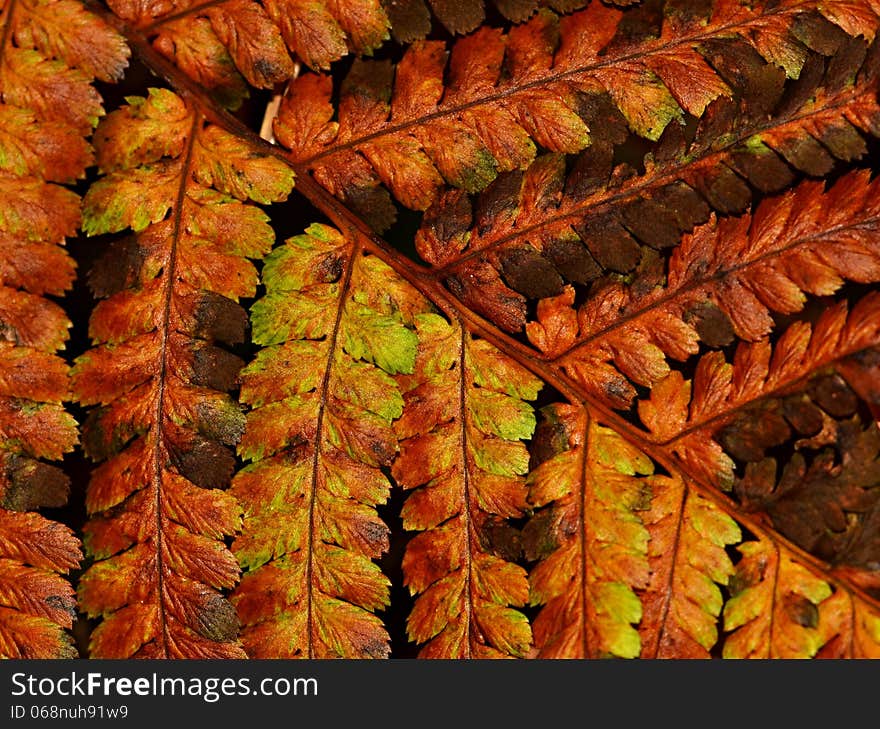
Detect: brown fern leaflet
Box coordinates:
(5, 0, 880, 660)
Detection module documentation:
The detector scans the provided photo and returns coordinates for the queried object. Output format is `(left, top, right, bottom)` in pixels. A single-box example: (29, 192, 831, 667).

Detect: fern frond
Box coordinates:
(423, 36, 880, 332)
(6, 0, 878, 663)
(722, 540, 836, 657)
(108, 0, 294, 106)
(630, 286, 880, 604)
(109, 0, 600, 102)
(73, 88, 293, 658)
(394, 312, 541, 657)
(518, 171, 880, 411)
(526, 405, 651, 658)
(638, 292, 880, 479)
(527, 405, 880, 659)
(638, 477, 740, 658)
(643, 478, 880, 659)
(231, 223, 429, 658)
(0, 0, 128, 658)
(108, 0, 390, 105)
(273, 0, 878, 233)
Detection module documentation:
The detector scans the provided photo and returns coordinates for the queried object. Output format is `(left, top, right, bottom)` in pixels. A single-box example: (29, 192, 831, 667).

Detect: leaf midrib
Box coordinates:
(303, 238, 359, 658)
(458, 326, 475, 658)
(150, 111, 201, 657)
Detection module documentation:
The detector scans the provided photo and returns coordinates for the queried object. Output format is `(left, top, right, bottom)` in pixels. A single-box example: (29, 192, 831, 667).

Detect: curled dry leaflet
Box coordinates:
(3, 0, 880, 659)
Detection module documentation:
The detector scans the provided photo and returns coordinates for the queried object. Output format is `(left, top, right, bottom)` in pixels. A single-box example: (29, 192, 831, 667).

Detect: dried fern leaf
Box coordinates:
(635, 290, 880, 602)
(73, 88, 293, 658)
(425, 35, 880, 333)
(0, 0, 128, 658)
(638, 292, 880, 482)
(108, 0, 387, 106)
(527, 403, 880, 659)
(109, 0, 294, 106)
(109, 0, 597, 100)
(525, 170, 880, 413)
(19, 0, 880, 663)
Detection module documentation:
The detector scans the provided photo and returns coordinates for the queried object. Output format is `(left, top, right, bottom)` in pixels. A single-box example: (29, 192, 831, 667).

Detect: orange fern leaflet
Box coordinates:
(0, 0, 127, 657)
(74, 88, 293, 658)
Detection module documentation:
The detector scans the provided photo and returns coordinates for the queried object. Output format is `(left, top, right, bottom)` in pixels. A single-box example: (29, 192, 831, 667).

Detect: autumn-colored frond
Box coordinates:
(231, 223, 430, 658)
(723, 540, 838, 658)
(635, 291, 880, 596)
(637, 473, 740, 658)
(394, 313, 541, 657)
(106, 0, 293, 106)
(273, 0, 878, 233)
(526, 404, 880, 658)
(73, 87, 293, 658)
(3, 0, 880, 663)
(640, 468, 880, 658)
(526, 405, 652, 658)
(106, 0, 602, 105)
(636, 273, 880, 449)
(232, 219, 543, 659)
(105, 0, 391, 106)
(732, 561, 880, 658)
(519, 171, 880, 416)
(422, 33, 880, 333)
(0, 0, 128, 658)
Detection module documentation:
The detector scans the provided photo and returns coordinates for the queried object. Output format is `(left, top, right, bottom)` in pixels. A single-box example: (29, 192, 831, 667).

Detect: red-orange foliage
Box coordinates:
(0, 0, 127, 657)
(72, 88, 293, 657)
(4, 0, 880, 660)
